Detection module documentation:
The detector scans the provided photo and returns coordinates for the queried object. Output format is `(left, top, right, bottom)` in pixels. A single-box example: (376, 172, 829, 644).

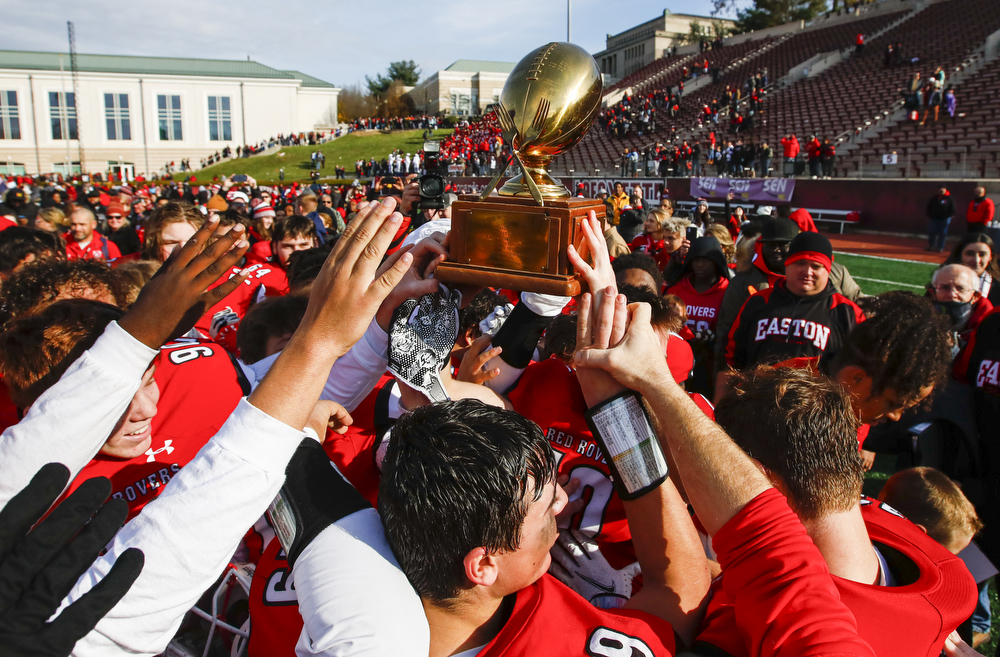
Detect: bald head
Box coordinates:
(932, 264, 978, 302)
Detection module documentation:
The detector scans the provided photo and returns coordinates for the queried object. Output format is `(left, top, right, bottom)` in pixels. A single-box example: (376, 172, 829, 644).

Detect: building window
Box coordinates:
(157, 94, 183, 141)
(49, 91, 77, 140)
(207, 96, 232, 141)
(105, 93, 131, 140)
(0, 91, 19, 139)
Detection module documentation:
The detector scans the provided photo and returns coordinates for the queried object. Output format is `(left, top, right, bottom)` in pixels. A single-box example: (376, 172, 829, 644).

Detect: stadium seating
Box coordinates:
(843, 54, 1000, 178)
(555, 0, 1000, 179)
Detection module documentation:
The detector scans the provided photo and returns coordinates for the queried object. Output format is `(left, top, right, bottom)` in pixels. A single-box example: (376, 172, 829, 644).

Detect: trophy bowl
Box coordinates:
(496, 42, 603, 199)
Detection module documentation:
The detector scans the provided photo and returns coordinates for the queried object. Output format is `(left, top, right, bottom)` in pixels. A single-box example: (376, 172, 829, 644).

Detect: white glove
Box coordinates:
(549, 528, 640, 609)
(210, 307, 241, 339)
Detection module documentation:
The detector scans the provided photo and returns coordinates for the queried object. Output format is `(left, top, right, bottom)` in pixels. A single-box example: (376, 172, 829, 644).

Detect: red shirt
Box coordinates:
(0, 216, 17, 232)
(968, 198, 995, 226)
(696, 496, 976, 657)
(244, 241, 273, 266)
(667, 275, 730, 335)
(57, 338, 249, 520)
(629, 234, 671, 271)
(247, 539, 300, 657)
(508, 358, 712, 571)
(477, 574, 676, 656)
(194, 262, 290, 354)
(66, 234, 122, 261)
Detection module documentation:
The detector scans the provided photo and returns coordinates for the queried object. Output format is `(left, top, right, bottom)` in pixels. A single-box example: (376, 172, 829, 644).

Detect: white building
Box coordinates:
(407, 60, 515, 117)
(0, 50, 340, 178)
(594, 9, 737, 82)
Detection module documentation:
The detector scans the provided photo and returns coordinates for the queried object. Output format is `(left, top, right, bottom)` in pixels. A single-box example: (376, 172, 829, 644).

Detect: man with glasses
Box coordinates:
(930, 264, 993, 343)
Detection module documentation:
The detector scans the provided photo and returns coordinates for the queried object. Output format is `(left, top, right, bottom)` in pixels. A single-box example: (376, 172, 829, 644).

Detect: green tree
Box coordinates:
(712, 0, 828, 32)
(681, 20, 707, 45)
(366, 60, 421, 97)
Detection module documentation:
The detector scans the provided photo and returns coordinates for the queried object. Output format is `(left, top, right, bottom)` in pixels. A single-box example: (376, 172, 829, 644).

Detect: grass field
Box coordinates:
(174, 129, 453, 184)
(834, 252, 936, 296)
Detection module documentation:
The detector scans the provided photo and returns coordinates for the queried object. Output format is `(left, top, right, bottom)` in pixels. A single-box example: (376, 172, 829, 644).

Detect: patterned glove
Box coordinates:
(0, 463, 144, 656)
(549, 528, 640, 610)
(387, 285, 461, 403)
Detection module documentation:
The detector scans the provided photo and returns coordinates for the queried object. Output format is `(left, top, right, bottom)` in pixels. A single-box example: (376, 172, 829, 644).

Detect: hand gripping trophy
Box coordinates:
(434, 42, 607, 296)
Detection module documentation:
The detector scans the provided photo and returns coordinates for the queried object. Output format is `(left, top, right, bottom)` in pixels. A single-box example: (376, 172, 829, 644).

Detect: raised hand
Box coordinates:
(305, 400, 353, 442)
(118, 216, 250, 348)
(298, 197, 415, 358)
(455, 334, 502, 386)
(574, 287, 629, 406)
(568, 210, 615, 304)
(376, 231, 448, 331)
(250, 197, 414, 431)
(574, 302, 673, 397)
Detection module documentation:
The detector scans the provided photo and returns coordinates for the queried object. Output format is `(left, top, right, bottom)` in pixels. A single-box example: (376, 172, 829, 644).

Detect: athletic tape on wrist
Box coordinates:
(267, 439, 371, 566)
(491, 301, 552, 369)
(584, 392, 669, 500)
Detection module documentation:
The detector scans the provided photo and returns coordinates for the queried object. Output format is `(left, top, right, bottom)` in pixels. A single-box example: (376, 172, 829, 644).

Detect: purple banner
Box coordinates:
(690, 177, 795, 203)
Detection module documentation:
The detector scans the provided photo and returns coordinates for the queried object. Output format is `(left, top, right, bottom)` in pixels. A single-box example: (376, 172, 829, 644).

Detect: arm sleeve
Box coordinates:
(293, 509, 429, 657)
(835, 265, 863, 303)
(0, 321, 157, 508)
(483, 292, 569, 393)
(725, 295, 758, 370)
(320, 319, 389, 412)
(70, 398, 307, 657)
(713, 489, 876, 657)
(714, 280, 749, 370)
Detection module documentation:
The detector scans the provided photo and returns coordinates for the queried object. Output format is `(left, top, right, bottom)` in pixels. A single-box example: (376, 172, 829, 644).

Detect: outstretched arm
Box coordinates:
(69, 199, 421, 656)
(0, 217, 250, 508)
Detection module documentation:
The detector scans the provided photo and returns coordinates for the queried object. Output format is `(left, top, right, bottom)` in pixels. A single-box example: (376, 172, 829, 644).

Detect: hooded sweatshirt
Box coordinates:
(725, 279, 864, 370)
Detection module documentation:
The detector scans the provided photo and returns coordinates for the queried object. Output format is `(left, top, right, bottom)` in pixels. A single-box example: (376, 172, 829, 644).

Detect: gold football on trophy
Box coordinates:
(492, 42, 603, 200)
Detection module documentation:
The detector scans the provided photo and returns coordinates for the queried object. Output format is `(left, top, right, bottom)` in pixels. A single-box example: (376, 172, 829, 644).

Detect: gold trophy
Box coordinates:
(434, 42, 606, 296)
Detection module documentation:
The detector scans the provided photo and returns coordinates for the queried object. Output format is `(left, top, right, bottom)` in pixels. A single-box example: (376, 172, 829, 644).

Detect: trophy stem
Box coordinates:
(499, 159, 569, 199)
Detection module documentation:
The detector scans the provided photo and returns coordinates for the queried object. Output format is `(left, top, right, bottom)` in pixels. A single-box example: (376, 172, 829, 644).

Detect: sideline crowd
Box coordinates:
(0, 166, 997, 657)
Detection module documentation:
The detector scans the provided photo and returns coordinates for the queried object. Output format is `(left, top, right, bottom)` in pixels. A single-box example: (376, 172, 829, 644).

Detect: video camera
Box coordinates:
(417, 141, 446, 211)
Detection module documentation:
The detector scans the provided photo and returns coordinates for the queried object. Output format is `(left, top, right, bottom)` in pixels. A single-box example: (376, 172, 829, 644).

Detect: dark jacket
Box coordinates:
(724, 279, 864, 370)
(107, 225, 142, 256)
(714, 242, 862, 371)
(927, 193, 956, 221)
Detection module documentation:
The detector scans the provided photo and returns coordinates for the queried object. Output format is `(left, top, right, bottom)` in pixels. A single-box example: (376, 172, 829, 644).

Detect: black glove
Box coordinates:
(267, 439, 371, 567)
(0, 463, 144, 657)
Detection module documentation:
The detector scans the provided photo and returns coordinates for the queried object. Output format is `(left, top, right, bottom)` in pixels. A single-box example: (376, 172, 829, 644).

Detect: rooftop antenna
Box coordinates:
(67, 21, 84, 170)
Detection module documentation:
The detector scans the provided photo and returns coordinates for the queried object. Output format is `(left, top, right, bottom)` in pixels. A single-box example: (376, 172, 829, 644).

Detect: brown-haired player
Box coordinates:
(696, 365, 977, 657)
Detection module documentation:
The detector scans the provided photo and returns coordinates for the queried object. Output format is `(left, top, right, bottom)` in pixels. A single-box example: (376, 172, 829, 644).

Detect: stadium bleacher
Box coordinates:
(556, 0, 1000, 179)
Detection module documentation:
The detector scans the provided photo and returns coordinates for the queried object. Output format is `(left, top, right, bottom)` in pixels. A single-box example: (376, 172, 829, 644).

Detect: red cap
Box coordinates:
(105, 202, 126, 217)
(666, 334, 694, 384)
(784, 250, 832, 272)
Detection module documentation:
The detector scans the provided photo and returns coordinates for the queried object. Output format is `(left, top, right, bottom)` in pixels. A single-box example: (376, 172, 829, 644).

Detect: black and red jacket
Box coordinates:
(726, 279, 864, 369)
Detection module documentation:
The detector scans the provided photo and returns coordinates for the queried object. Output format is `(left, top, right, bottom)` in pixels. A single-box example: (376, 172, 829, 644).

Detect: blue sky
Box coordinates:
(7, 1, 739, 88)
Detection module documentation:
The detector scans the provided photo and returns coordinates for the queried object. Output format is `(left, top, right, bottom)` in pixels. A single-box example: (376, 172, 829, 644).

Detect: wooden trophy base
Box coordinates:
(435, 195, 607, 296)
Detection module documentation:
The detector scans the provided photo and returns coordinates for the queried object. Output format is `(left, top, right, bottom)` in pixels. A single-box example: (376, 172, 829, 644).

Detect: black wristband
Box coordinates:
(267, 439, 371, 566)
(584, 392, 669, 500)
(491, 299, 552, 369)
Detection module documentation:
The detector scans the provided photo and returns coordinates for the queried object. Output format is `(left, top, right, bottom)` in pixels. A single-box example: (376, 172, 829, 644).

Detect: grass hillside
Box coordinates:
(174, 129, 453, 184)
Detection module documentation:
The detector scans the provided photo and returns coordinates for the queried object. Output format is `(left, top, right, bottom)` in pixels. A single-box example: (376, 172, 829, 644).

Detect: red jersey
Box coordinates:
(508, 358, 713, 570)
(244, 241, 273, 266)
(247, 538, 301, 657)
(629, 234, 671, 271)
(66, 235, 122, 261)
(59, 338, 249, 520)
(666, 276, 730, 335)
(696, 497, 976, 657)
(509, 358, 635, 569)
(478, 574, 676, 656)
(194, 262, 290, 354)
